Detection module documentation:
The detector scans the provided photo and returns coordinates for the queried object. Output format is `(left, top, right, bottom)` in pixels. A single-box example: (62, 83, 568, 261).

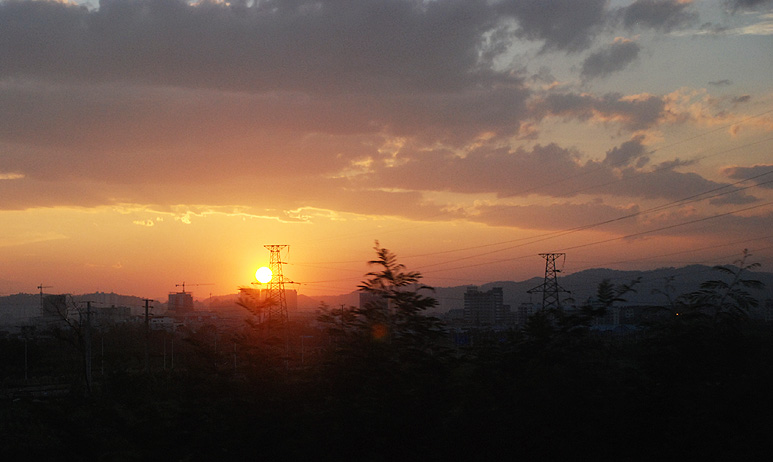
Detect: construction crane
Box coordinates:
(174, 282, 214, 293)
(37, 283, 53, 312)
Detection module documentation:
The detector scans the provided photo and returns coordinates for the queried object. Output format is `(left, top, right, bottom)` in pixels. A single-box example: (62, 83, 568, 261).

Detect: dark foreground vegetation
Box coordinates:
(2, 247, 773, 460)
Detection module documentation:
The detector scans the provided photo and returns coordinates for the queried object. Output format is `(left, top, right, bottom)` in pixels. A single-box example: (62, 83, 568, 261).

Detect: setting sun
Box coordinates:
(255, 266, 273, 284)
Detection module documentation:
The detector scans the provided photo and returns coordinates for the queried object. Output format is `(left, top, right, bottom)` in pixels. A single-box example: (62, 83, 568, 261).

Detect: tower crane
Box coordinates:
(37, 283, 53, 312)
(175, 282, 214, 293)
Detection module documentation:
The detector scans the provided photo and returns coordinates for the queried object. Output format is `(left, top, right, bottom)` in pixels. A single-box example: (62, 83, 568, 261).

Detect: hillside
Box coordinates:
(298, 264, 773, 314)
(4, 265, 771, 320)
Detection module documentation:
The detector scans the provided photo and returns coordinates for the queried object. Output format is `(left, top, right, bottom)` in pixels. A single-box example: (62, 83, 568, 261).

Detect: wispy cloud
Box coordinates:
(0, 231, 68, 248)
(675, 13, 773, 36)
(0, 172, 24, 180)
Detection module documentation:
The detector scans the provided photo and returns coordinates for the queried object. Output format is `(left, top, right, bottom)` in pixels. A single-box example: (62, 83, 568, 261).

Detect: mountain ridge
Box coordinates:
(3, 265, 771, 317)
(300, 264, 773, 314)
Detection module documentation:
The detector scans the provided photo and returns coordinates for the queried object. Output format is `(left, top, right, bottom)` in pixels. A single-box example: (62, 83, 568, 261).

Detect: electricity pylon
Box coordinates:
(528, 253, 570, 311)
(264, 244, 290, 327)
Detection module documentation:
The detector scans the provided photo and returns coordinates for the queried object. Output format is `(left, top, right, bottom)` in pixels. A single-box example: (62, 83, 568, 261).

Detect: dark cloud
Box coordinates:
(603, 135, 649, 167)
(726, 0, 773, 12)
(372, 83, 531, 142)
(362, 138, 753, 204)
(531, 66, 557, 84)
(364, 143, 609, 198)
(709, 191, 760, 205)
(620, 0, 697, 32)
(456, 195, 768, 237)
(709, 79, 733, 86)
(601, 166, 759, 204)
(0, 172, 445, 220)
(0, 0, 502, 93)
(581, 39, 640, 80)
(534, 91, 667, 130)
(0, 78, 531, 177)
(0, 0, 767, 230)
(699, 22, 730, 35)
(498, 0, 608, 52)
(731, 95, 751, 104)
(469, 201, 641, 231)
(722, 165, 773, 189)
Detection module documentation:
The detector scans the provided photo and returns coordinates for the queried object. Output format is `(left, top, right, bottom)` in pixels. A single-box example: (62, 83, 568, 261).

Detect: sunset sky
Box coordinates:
(1, 0, 772, 301)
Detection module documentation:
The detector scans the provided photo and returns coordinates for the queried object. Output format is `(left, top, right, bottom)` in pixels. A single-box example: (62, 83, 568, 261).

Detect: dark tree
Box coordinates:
(355, 241, 444, 348)
(683, 249, 764, 322)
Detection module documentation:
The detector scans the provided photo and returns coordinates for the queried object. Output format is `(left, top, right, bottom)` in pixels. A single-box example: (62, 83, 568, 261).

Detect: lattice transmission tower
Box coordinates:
(528, 253, 570, 311)
(265, 244, 290, 327)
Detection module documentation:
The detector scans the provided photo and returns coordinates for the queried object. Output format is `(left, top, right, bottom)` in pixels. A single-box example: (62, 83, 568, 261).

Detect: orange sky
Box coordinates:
(1, 0, 772, 301)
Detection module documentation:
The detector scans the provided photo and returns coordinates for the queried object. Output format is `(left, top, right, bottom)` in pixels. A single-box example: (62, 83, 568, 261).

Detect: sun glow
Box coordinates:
(255, 266, 273, 283)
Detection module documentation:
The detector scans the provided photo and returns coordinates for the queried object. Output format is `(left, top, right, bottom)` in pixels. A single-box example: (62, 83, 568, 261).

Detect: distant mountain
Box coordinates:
(4, 265, 770, 318)
(72, 292, 148, 307)
(561, 265, 772, 307)
(297, 265, 773, 314)
(432, 265, 773, 313)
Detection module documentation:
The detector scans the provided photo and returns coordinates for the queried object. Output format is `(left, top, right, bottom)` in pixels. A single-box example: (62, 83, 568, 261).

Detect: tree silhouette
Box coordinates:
(355, 241, 444, 348)
(682, 249, 764, 323)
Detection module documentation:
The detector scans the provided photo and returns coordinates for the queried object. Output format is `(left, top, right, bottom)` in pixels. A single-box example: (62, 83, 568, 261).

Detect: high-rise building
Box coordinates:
(516, 302, 538, 326)
(463, 287, 511, 326)
(167, 291, 194, 316)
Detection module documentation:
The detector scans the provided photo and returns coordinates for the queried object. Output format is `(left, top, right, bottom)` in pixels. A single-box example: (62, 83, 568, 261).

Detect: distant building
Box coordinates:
(463, 287, 512, 326)
(167, 291, 194, 317)
(445, 309, 465, 322)
(263, 289, 298, 312)
(91, 305, 132, 326)
(516, 302, 538, 326)
(252, 288, 299, 312)
(91, 291, 120, 307)
(150, 316, 180, 332)
(39, 294, 69, 328)
(0, 294, 39, 325)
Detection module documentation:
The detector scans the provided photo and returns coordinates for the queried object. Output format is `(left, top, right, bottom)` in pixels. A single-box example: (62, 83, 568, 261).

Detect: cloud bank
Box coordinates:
(0, 0, 771, 240)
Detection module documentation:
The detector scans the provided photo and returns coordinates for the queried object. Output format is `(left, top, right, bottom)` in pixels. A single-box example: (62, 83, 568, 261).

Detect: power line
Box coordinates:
(274, 110, 773, 287)
(558, 201, 773, 253)
(577, 235, 773, 270)
(412, 171, 773, 271)
(418, 201, 773, 276)
(318, 136, 773, 267)
(299, 107, 773, 247)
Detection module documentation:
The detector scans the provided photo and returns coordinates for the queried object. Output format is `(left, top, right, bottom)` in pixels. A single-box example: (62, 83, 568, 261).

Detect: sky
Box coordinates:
(0, 0, 772, 301)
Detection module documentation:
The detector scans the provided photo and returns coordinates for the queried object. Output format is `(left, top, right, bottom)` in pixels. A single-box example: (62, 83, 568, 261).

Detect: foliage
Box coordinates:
(548, 277, 640, 333)
(351, 241, 444, 348)
(236, 286, 270, 318)
(670, 249, 764, 325)
(3, 249, 773, 459)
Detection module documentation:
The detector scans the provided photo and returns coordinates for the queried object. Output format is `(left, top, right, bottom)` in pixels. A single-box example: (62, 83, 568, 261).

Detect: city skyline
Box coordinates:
(1, 0, 772, 300)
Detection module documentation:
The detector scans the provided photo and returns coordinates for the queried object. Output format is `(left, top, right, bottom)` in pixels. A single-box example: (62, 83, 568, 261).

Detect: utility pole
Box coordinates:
(23, 328, 29, 382)
(300, 335, 313, 365)
(528, 253, 570, 311)
(83, 301, 93, 396)
(143, 299, 154, 373)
